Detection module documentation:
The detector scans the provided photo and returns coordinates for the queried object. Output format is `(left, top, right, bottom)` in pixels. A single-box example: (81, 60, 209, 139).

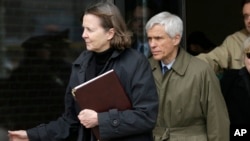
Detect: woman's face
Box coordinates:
(245, 52, 250, 73)
(81, 14, 114, 53)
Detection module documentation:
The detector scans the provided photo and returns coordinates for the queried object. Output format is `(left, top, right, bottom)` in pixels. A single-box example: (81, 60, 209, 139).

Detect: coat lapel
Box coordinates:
(73, 51, 93, 84)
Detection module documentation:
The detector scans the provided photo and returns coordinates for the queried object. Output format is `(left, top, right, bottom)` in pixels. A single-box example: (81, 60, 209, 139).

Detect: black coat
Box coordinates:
(220, 68, 250, 125)
(27, 48, 159, 141)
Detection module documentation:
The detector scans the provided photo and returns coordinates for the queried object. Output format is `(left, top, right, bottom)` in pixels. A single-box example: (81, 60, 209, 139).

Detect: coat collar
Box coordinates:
(72, 49, 123, 83)
(150, 47, 191, 77)
(171, 47, 191, 76)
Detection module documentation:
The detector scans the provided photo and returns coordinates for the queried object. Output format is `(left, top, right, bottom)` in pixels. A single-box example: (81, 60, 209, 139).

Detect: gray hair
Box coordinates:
(145, 11, 183, 38)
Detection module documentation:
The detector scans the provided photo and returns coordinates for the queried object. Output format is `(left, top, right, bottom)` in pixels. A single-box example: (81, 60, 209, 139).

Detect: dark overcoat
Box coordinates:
(27, 48, 159, 141)
(220, 68, 250, 125)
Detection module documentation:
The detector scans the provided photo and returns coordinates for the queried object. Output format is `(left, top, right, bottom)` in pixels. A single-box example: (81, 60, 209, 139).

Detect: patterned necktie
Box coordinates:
(162, 66, 169, 74)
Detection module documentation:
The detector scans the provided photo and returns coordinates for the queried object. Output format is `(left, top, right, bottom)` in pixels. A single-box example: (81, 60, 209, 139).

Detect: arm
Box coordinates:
(197, 32, 245, 74)
(98, 54, 159, 140)
(197, 37, 231, 73)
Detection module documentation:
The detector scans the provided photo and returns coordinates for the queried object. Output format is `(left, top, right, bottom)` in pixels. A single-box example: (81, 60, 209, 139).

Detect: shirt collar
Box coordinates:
(161, 59, 175, 70)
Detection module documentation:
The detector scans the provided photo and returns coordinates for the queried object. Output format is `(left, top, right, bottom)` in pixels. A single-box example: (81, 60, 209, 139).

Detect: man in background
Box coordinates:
(197, 0, 250, 75)
(127, 0, 155, 57)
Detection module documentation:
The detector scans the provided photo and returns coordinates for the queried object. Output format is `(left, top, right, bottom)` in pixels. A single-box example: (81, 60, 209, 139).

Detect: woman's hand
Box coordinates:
(78, 109, 98, 128)
(8, 130, 29, 141)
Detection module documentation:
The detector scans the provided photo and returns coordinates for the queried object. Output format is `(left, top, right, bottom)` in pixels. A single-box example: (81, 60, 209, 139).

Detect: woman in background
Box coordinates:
(220, 36, 250, 126)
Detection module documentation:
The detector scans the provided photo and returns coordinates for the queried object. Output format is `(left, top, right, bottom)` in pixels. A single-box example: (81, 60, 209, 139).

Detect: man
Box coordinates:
(127, 1, 155, 57)
(197, 0, 250, 74)
(146, 11, 229, 141)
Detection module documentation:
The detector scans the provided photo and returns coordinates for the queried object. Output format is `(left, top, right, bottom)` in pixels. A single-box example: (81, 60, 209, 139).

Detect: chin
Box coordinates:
(152, 55, 162, 61)
(86, 46, 94, 51)
(247, 28, 250, 33)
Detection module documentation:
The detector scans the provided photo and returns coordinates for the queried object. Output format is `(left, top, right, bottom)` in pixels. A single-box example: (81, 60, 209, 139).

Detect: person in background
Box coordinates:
(197, 0, 250, 75)
(127, 0, 155, 57)
(8, 1, 158, 141)
(146, 11, 229, 141)
(220, 36, 250, 126)
(1, 34, 66, 130)
(47, 30, 72, 87)
(187, 31, 216, 56)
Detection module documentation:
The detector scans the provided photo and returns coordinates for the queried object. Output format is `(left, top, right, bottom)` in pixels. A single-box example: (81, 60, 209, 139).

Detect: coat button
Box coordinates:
(112, 119, 119, 126)
(177, 108, 182, 113)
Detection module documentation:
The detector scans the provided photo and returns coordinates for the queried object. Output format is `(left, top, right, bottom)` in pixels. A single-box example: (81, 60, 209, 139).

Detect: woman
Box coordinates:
(8, 1, 158, 141)
(220, 36, 250, 125)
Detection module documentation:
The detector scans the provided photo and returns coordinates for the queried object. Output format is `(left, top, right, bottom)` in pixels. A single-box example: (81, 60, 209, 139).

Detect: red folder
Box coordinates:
(72, 69, 132, 140)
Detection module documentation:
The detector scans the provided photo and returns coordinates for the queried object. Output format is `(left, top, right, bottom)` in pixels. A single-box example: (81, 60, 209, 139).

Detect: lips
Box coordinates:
(151, 51, 161, 55)
(85, 42, 91, 46)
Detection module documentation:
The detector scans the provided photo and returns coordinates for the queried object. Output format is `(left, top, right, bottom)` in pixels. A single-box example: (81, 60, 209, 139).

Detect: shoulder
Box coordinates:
(220, 69, 241, 91)
(120, 48, 148, 63)
(189, 55, 213, 72)
(184, 52, 217, 78)
(122, 48, 144, 58)
(180, 48, 210, 71)
(72, 50, 91, 68)
(224, 29, 248, 42)
(221, 69, 240, 81)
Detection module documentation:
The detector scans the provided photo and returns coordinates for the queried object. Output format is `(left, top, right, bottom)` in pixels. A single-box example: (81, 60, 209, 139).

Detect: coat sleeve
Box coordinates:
(197, 33, 243, 74)
(200, 66, 230, 141)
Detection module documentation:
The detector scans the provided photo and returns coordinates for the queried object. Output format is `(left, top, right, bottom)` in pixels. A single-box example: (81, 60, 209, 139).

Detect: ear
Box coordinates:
(107, 28, 115, 40)
(173, 34, 181, 46)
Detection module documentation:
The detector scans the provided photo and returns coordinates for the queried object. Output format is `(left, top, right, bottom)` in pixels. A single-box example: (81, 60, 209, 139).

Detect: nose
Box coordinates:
(244, 14, 250, 21)
(149, 39, 156, 48)
(82, 30, 87, 39)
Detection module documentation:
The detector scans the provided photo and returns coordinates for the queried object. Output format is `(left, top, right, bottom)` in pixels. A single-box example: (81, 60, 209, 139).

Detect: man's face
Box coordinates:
(132, 6, 151, 39)
(243, 3, 250, 33)
(147, 24, 180, 64)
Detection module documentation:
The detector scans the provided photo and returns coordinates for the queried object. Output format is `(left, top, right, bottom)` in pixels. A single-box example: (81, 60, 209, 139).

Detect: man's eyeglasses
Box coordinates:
(246, 52, 250, 59)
